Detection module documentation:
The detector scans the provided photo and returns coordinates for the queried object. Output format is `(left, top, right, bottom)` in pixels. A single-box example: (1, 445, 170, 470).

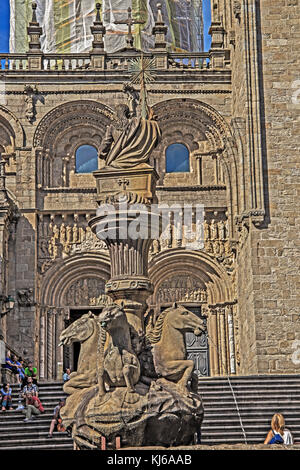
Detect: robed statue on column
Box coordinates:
(98, 57, 161, 170)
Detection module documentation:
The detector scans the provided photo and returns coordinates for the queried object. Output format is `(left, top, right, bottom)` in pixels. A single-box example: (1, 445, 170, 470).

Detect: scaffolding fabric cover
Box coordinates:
(9, 0, 204, 53)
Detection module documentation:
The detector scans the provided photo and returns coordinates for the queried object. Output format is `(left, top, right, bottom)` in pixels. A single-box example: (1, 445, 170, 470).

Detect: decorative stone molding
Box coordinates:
(37, 213, 108, 274)
(233, 1, 242, 22)
(38, 253, 110, 308)
(24, 85, 39, 124)
(149, 249, 235, 307)
(33, 100, 115, 149)
(17, 288, 35, 307)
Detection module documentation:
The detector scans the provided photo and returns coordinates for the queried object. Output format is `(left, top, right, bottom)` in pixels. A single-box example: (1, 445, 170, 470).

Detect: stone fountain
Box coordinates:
(59, 59, 204, 449)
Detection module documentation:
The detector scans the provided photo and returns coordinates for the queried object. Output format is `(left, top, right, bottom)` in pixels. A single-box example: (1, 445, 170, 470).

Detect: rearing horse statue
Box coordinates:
(59, 312, 100, 395)
(146, 303, 206, 394)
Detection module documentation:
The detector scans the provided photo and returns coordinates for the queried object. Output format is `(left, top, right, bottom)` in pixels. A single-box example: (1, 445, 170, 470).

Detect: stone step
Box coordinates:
(198, 384, 300, 393)
(201, 406, 300, 415)
(0, 430, 71, 439)
(201, 416, 300, 425)
(200, 424, 300, 433)
(200, 395, 300, 402)
(198, 374, 300, 381)
(0, 417, 56, 427)
(0, 444, 74, 450)
(0, 424, 57, 432)
(3, 375, 300, 449)
(0, 437, 73, 448)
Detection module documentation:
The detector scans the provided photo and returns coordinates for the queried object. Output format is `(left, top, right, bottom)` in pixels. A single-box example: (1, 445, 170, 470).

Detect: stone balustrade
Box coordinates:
(0, 51, 221, 73)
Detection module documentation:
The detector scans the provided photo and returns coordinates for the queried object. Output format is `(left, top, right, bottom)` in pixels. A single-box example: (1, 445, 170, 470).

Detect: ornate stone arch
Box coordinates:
(151, 98, 240, 235)
(33, 100, 115, 188)
(39, 252, 110, 307)
(149, 248, 234, 307)
(0, 105, 25, 149)
(38, 252, 111, 380)
(33, 100, 115, 150)
(148, 248, 238, 376)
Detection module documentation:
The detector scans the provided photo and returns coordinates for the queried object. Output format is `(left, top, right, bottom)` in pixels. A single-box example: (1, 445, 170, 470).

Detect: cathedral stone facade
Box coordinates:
(0, 1, 299, 381)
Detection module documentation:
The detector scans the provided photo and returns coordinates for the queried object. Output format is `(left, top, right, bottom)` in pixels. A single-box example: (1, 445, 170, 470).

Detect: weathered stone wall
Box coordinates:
(230, 0, 300, 374)
(249, 0, 300, 374)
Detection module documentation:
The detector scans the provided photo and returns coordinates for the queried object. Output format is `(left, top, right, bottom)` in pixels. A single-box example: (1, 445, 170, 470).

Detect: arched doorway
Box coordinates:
(38, 253, 110, 380)
(149, 248, 237, 377)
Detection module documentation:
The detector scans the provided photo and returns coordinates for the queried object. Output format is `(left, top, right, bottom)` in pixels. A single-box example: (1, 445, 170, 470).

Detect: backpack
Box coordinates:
(269, 432, 284, 445)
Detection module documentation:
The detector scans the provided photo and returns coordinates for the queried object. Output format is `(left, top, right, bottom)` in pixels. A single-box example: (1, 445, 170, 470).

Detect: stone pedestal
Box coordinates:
(93, 165, 159, 205)
(89, 165, 160, 333)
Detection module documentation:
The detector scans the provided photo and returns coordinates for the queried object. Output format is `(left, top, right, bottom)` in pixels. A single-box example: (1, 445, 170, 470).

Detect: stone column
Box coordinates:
(39, 308, 46, 380)
(227, 304, 236, 374)
(47, 309, 54, 380)
(90, 167, 161, 335)
(218, 306, 228, 375)
(208, 308, 219, 376)
(55, 309, 64, 380)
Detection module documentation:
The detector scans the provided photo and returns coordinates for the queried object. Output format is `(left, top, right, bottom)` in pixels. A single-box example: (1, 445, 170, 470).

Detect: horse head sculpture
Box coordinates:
(147, 303, 206, 394)
(59, 311, 99, 394)
(97, 304, 141, 396)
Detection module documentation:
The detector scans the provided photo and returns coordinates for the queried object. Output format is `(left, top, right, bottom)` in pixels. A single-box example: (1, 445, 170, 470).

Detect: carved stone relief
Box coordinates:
(150, 211, 236, 275)
(37, 213, 108, 274)
(64, 277, 105, 306)
(155, 275, 208, 305)
(48, 222, 107, 259)
(34, 101, 115, 188)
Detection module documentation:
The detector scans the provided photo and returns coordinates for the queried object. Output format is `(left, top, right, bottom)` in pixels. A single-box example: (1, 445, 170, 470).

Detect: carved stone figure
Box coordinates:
(24, 84, 38, 123)
(146, 303, 206, 394)
(97, 304, 140, 399)
(59, 312, 99, 394)
(98, 102, 161, 169)
(17, 288, 34, 307)
(210, 219, 218, 240)
(218, 220, 227, 240)
(59, 303, 204, 449)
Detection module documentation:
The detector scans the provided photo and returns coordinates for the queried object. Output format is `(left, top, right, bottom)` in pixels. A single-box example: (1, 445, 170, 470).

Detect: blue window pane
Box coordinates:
(166, 143, 190, 173)
(75, 145, 98, 173)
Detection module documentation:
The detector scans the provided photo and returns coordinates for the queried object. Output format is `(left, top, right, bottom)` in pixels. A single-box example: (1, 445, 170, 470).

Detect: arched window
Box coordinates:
(75, 145, 98, 173)
(165, 143, 190, 173)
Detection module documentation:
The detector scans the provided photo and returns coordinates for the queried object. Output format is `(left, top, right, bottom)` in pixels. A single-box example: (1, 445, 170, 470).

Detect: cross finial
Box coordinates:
(114, 7, 145, 48)
(128, 55, 156, 119)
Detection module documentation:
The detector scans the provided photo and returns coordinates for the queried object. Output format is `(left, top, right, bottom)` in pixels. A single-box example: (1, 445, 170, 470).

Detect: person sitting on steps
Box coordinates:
(63, 368, 71, 383)
(22, 391, 44, 422)
(48, 399, 66, 438)
(12, 355, 26, 388)
(24, 361, 38, 385)
(4, 351, 20, 382)
(21, 376, 38, 399)
(1, 383, 13, 411)
(264, 413, 294, 445)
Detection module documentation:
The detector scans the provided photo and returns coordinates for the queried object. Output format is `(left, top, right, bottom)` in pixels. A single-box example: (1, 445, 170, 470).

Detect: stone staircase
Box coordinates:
(198, 374, 300, 445)
(0, 381, 73, 450)
(1, 375, 300, 449)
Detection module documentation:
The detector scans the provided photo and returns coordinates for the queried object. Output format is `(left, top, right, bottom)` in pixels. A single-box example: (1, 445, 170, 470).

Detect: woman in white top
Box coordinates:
(264, 413, 294, 445)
